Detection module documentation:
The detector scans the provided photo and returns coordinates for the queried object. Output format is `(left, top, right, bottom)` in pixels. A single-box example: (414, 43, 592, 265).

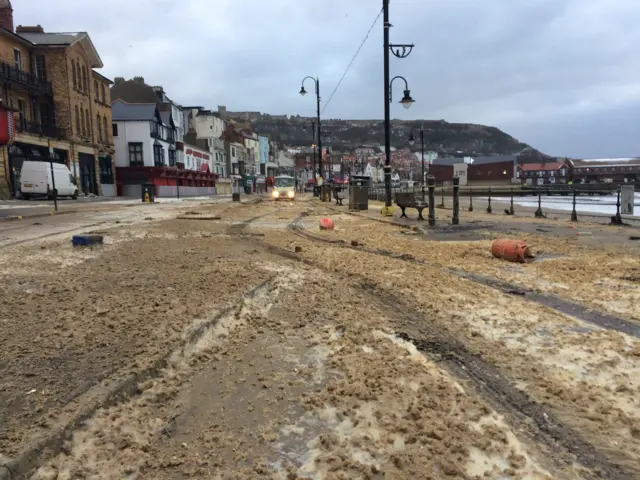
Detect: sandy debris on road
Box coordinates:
(3, 197, 638, 478)
(261, 206, 640, 473)
(0, 201, 277, 457)
(35, 259, 559, 479)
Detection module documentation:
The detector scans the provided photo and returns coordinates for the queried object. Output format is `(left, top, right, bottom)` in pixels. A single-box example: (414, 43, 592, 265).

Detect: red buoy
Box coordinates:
(319, 218, 334, 230)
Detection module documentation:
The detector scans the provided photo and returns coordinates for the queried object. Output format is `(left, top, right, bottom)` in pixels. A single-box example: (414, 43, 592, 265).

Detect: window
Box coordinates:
(94, 80, 99, 99)
(103, 117, 108, 142)
(128, 143, 143, 166)
(40, 103, 51, 127)
(168, 149, 176, 167)
(76, 63, 81, 90)
(75, 105, 81, 134)
(96, 114, 102, 142)
(101, 84, 106, 103)
(112, 123, 118, 137)
(150, 121, 160, 138)
(231, 146, 236, 157)
(71, 60, 77, 88)
(153, 144, 164, 166)
(35, 55, 46, 81)
(17, 98, 26, 128)
(82, 66, 88, 92)
(13, 48, 22, 70)
(81, 108, 86, 136)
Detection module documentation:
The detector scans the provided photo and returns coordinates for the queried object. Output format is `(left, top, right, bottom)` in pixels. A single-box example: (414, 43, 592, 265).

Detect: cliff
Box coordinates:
(249, 117, 542, 157)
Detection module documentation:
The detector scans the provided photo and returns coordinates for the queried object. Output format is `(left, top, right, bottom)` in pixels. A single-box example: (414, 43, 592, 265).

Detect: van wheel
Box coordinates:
(22, 194, 31, 200)
(72, 190, 78, 200)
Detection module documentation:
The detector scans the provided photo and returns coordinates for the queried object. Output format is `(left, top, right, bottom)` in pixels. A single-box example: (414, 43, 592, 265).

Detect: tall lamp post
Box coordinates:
(303, 120, 317, 185)
(382, 0, 415, 215)
(408, 125, 425, 201)
(299, 76, 324, 199)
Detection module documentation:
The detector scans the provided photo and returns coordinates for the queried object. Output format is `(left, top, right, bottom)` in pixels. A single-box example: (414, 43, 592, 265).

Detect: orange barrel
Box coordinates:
(491, 239, 535, 263)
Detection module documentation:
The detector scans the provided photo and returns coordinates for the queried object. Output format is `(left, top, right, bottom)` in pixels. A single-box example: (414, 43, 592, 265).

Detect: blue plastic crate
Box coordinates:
(72, 234, 104, 247)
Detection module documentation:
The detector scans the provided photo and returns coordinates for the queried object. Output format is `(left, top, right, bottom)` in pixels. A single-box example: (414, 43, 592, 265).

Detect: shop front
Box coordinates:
(7, 142, 68, 198)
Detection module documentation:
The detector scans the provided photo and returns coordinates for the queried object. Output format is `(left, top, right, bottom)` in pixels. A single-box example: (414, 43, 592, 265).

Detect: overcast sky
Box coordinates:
(15, 0, 640, 158)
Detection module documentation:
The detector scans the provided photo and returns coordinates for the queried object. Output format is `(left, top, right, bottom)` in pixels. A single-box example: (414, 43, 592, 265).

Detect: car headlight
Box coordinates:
(273, 191, 280, 197)
(287, 191, 295, 198)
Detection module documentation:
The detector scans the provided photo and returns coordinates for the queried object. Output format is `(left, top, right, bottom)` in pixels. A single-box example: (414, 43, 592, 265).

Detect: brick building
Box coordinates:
(0, 0, 115, 198)
(429, 155, 518, 186)
(516, 160, 570, 185)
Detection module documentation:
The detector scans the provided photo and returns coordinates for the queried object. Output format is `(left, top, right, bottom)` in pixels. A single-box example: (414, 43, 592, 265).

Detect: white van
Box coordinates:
(20, 161, 79, 199)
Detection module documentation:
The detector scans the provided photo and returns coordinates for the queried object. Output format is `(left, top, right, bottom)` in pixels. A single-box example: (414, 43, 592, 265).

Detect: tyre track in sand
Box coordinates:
(240, 211, 634, 479)
(0, 278, 279, 480)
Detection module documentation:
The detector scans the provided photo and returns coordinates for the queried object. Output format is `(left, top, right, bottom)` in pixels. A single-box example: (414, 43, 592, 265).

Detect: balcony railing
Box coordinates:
(0, 62, 53, 95)
(16, 118, 66, 140)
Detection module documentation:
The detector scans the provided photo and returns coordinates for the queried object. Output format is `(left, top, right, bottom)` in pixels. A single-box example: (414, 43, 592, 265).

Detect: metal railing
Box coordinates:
(15, 118, 66, 140)
(0, 61, 53, 95)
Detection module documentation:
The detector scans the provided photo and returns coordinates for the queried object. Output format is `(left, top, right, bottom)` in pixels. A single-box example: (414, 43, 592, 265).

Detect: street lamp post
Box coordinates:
(304, 120, 317, 184)
(383, 0, 414, 215)
(299, 77, 324, 199)
(408, 126, 425, 202)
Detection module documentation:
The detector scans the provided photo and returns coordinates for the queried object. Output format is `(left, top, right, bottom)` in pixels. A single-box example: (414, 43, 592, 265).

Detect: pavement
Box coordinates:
(1, 195, 639, 479)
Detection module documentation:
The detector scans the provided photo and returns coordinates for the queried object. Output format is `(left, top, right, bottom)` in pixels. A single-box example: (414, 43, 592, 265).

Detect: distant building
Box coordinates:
(430, 155, 518, 185)
(516, 160, 570, 185)
(570, 158, 640, 184)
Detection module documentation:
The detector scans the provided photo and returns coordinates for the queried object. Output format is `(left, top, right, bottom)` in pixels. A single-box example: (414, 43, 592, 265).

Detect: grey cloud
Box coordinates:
(14, 0, 639, 157)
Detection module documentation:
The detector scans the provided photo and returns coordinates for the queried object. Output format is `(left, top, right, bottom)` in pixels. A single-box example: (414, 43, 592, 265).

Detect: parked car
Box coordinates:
(20, 161, 79, 199)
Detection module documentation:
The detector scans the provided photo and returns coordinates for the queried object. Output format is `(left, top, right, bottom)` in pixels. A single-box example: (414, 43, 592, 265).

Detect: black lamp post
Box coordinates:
(383, 0, 414, 214)
(303, 121, 317, 183)
(299, 77, 324, 199)
(408, 125, 425, 201)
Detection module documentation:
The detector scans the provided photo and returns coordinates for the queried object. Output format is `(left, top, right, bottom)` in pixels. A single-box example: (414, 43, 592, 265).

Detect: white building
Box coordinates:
(183, 108, 228, 177)
(112, 100, 177, 169)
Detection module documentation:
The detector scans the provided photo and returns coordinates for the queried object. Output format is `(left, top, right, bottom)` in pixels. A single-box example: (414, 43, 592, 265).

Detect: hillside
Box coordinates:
(249, 117, 541, 157)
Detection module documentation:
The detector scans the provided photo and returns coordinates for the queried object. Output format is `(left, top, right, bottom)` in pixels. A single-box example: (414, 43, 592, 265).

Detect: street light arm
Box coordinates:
(389, 43, 414, 58)
(388, 75, 409, 103)
(301, 76, 319, 95)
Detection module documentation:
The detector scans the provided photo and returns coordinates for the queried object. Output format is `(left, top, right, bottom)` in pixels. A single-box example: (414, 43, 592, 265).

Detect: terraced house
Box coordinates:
(0, 0, 115, 199)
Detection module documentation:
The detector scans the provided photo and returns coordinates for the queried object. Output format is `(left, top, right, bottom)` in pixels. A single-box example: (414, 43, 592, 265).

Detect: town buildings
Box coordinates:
(0, 0, 115, 199)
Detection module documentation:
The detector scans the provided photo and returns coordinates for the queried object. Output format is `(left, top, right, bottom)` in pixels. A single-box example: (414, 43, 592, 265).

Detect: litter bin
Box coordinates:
(322, 185, 332, 202)
(349, 175, 370, 211)
(141, 183, 155, 203)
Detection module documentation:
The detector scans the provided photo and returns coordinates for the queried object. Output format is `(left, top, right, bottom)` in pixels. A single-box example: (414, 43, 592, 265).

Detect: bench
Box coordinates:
(395, 192, 427, 221)
(333, 187, 348, 206)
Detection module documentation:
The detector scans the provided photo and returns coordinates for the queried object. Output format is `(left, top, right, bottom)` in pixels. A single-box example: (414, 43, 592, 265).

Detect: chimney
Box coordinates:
(132, 76, 145, 85)
(0, 1, 14, 32)
(16, 25, 44, 33)
(114, 77, 125, 84)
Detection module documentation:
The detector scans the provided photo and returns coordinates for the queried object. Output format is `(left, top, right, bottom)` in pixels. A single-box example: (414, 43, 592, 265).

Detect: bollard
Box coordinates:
(534, 192, 545, 218)
(428, 176, 436, 227)
(571, 186, 578, 222)
(509, 188, 515, 215)
(486, 188, 492, 214)
(452, 177, 460, 225)
(468, 187, 474, 212)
